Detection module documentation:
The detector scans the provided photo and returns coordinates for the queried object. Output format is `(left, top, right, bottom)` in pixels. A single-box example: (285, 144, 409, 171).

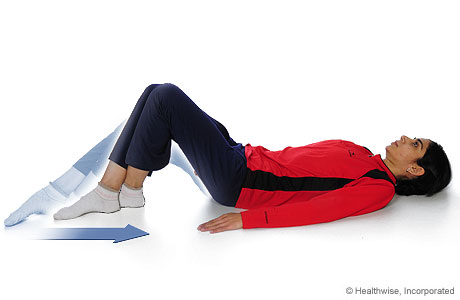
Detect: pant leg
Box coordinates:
(108, 84, 162, 173)
(205, 115, 239, 146)
(109, 83, 247, 207)
(109, 84, 237, 176)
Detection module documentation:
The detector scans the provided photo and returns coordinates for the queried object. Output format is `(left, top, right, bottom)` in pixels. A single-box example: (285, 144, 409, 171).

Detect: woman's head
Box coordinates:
(384, 135, 452, 196)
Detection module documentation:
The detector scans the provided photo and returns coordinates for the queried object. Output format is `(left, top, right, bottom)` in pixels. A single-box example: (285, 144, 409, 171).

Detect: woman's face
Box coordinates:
(385, 135, 430, 177)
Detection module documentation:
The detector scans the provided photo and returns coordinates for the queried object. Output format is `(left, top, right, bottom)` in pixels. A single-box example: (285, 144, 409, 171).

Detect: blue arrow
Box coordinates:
(37, 224, 149, 243)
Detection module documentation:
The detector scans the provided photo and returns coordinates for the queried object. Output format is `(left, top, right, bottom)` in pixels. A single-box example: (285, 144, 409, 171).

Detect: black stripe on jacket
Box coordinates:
(242, 168, 393, 192)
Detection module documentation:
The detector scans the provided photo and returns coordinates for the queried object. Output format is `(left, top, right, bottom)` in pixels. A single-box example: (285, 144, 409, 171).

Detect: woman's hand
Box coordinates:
(197, 213, 243, 234)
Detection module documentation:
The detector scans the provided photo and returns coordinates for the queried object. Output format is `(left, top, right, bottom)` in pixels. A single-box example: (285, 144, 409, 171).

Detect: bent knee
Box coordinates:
(156, 83, 182, 96)
(152, 83, 187, 107)
(143, 83, 162, 95)
(143, 83, 181, 96)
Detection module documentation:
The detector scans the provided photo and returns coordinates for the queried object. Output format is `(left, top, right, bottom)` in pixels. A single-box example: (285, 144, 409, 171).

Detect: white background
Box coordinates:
(1, 0, 459, 299)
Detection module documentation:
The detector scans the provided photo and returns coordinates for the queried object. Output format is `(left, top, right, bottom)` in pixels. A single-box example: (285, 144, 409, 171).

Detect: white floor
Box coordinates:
(2, 162, 459, 300)
(1, 1, 459, 299)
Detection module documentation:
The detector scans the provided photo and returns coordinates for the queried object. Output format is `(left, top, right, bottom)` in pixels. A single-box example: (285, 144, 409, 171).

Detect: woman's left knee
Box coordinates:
(157, 83, 182, 96)
(153, 83, 187, 108)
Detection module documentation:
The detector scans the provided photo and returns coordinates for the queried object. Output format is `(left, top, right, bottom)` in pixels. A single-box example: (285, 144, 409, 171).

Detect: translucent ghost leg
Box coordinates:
(50, 120, 127, 198)
(169, 142, 211, 198)
(4, 120, 210, 226)
(3, 121, 127, 227)
(51, 120, 211, 199)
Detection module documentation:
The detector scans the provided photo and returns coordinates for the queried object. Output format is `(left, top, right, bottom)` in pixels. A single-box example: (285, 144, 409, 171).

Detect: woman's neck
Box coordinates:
(382, 157, 401, 180)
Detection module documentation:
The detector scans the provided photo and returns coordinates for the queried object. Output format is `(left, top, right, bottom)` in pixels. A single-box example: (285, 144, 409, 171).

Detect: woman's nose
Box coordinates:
(401, 135, 408, 142)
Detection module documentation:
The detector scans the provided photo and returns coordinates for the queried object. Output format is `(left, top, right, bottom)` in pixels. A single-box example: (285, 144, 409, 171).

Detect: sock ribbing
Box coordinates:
(119, 183, 145, 208)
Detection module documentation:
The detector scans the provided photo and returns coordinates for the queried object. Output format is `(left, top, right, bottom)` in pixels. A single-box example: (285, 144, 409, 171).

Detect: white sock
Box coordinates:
(4, 184, 67, 226)
(119, 183, 145, 208)
(53, 182, 120, 220)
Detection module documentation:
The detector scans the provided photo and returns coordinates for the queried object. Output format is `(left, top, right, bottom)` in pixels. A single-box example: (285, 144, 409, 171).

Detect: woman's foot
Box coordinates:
(53, 182, 120, 220)
(4, 184, 67, 226)
(119, 183, 145, 208)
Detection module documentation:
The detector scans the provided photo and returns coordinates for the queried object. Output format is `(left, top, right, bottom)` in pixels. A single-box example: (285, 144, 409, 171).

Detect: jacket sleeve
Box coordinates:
(240, 178, 395, 229)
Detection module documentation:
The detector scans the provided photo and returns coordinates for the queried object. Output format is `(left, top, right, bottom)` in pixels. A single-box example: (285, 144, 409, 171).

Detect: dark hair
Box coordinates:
(395, 141, 452, 196)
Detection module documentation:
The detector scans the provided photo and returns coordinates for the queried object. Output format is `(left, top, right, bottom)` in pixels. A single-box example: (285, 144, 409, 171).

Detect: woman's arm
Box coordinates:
(196, 179, 394, 233)
(240, 178, 395, 229)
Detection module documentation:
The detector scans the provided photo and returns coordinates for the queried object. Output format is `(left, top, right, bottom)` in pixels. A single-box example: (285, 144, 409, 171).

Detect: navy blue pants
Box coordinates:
(108, 83, 247, 207)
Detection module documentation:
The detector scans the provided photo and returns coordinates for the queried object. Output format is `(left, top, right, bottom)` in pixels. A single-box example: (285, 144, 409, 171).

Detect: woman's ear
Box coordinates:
(406, 165, 425, 177)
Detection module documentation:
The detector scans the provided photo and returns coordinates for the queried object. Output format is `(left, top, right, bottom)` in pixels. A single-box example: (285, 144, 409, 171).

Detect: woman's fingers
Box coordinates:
(201, 214, 228, 226)
(197, 213, 243, 234)
(198, 217, 227, 231)
(204, 222, 232, 234)
(208, 224, 232, 234)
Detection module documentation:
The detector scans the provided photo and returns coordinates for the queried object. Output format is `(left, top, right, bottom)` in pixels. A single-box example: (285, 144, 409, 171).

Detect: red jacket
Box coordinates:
(235, 140, 396, 229)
